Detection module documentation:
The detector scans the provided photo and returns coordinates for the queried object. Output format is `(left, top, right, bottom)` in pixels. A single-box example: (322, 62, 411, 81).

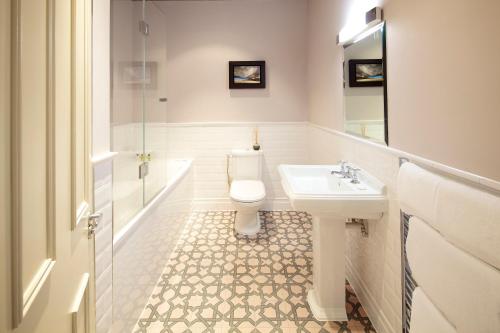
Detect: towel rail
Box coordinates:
(397, 156, 499, 195)
(400, 211, 414, 333)
(398, 159, 500, 333)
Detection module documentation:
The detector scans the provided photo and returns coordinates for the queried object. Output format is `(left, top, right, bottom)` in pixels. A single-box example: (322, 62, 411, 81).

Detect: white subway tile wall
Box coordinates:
(112, 122, 309, 210)
(166, 123, 310, 209)
(93, 160, 114, 333)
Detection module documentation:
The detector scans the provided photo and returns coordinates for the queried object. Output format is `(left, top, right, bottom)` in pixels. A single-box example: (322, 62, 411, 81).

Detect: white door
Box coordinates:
(1, 0, 97, 332)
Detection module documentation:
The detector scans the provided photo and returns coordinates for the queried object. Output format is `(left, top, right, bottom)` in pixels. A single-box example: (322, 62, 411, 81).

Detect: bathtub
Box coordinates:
(113, 158, 193, 250)
(112, 158, 193, 332)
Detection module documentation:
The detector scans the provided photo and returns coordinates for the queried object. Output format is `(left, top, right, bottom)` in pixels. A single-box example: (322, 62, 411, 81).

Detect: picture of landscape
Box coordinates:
(229, 61, 266, 89)
(355, 63, 383, 83)
(348, 59, 383, 87)
(233, 65, 261, 84)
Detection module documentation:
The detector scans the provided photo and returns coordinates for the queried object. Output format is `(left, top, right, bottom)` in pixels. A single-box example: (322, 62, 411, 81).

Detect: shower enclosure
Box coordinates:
(111, 0, 168, 238)
(111, 1, 172, 331)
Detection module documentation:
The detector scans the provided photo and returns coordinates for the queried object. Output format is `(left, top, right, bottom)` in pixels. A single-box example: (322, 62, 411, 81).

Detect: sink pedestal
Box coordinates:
(278, 164, 387, 322)
(307, 216, 348, 322)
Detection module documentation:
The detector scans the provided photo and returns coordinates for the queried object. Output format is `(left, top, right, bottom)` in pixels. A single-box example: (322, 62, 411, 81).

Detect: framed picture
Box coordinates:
(229, 61, 266, 89)
(119, 61, 157, 89)
(348, 59, 383, 87)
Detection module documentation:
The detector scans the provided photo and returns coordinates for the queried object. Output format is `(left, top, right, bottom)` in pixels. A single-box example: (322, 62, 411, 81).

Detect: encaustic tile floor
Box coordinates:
(134, 211, 376, 333)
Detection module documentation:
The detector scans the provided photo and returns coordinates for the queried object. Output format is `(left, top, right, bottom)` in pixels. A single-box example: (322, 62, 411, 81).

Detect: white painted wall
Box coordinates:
(157, 0, 309, 123)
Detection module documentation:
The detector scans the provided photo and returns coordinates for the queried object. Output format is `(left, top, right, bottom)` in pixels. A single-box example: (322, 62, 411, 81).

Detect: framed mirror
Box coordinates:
(343, 22, 388, 145)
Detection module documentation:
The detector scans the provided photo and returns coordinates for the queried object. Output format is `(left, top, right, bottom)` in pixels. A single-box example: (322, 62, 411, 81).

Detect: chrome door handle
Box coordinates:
(88, 212, 103, 239)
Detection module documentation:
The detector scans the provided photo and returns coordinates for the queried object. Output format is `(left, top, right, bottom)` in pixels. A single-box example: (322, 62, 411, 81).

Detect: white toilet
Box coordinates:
(229, 149, 266, 235)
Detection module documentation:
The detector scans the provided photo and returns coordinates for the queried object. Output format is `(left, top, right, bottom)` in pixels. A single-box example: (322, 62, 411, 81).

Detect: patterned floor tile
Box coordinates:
(113, 210, 191, 333)
(133, 211, 376, 333)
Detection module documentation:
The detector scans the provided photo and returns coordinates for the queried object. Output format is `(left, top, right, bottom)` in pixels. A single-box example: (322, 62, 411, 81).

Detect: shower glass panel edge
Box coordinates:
(144, 1, 168, 204)
(111, 0, 145, 238)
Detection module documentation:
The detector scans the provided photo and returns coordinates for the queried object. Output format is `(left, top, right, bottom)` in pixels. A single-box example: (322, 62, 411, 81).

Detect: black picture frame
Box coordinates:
(229, 61, 266, 89)
(348, 59, 383, 87)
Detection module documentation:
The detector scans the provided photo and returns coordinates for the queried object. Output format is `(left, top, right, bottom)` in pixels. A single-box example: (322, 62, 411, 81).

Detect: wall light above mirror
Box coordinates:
(339, 8, 388, 145)
(338, 7, 383, 46)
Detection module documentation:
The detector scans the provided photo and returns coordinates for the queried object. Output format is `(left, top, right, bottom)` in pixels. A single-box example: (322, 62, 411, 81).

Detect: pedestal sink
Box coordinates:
(278, 164, 387, 321)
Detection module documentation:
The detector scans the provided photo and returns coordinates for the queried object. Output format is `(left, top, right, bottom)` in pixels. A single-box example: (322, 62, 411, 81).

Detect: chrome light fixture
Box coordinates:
(337, 7, 383, 46)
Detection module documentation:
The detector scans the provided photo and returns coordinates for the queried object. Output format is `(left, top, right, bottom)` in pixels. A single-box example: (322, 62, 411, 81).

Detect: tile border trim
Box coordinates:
(309, 122, 500, 193)
(91, 151, 118, 165)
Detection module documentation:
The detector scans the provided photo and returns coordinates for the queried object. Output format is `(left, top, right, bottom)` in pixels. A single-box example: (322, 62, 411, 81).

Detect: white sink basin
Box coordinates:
(279, 164, 387, 219)
(278, 164, 387, 322)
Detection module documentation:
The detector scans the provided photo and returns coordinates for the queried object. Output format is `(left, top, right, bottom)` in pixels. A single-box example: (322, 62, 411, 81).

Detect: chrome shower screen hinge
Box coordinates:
(139, 162, 149, 179)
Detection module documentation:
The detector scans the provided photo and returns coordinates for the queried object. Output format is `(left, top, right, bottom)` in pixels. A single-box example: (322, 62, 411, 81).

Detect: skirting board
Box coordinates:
(346, 257, 395, 333)
(192, 197, 293, 212)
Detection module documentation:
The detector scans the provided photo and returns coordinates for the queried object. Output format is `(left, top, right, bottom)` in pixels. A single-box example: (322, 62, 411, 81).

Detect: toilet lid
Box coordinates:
(230, 180, 266, 203)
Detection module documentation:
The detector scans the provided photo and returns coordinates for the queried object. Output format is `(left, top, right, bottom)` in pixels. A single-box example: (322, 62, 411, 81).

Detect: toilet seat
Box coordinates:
(230, 180, 266, 203)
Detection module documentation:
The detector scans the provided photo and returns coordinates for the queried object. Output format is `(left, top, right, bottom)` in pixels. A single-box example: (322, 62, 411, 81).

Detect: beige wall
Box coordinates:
(111, 1, 168, 125)
(111, 0, 143, 125)
(0, 0, 11, 331)
(308, 0, 500, 181)
(158, 0, 308, 123)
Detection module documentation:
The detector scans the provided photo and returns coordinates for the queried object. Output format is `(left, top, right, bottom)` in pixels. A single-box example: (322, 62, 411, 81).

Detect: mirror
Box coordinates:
(343, 22, 387, 144)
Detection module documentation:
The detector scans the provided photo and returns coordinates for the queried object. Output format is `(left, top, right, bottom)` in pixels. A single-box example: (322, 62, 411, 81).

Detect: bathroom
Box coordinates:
(1, 0, 500, 333)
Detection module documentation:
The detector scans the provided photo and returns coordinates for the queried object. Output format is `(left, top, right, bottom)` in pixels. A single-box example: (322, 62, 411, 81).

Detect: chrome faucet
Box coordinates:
(331, 160, 349, 178)
(347, 166, 361, 184)
(331, 161, 361, 184)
